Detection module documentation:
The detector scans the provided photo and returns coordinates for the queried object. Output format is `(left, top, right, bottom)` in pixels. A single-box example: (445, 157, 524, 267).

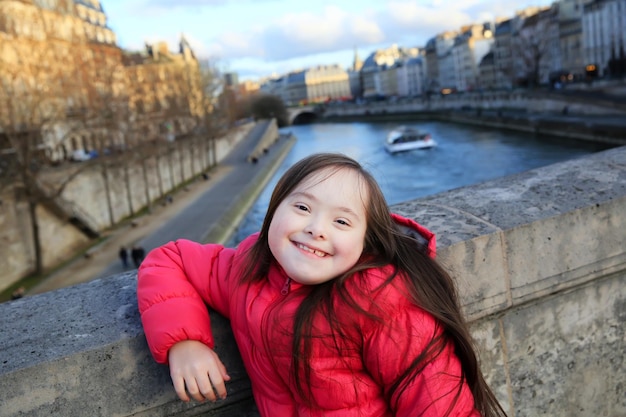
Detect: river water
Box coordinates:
(231, 120, 608, 244)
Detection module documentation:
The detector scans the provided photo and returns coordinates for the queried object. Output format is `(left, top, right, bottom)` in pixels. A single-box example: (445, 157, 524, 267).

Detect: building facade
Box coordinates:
(261, 65, 351, 106)
(396, 57, 425, 97)
(493, 19, 515, 89)
(558, 0, 593, 80)
(583, 0, 626, 77)
(452, 23, 495, 92)
(0, 0, 204, 162)
(255, 0, 619, 104)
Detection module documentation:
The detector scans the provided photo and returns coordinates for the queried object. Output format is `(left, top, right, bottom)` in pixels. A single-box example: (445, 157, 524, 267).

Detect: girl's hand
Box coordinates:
(168, 340, 231, 403)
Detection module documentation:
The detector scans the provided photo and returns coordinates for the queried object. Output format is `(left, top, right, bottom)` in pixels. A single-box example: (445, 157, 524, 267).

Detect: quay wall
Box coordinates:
(322, 89, 626, 118)
(1, 146, 624, 417)
(317, 89, 626, 146)
(0, 122, 257, 293)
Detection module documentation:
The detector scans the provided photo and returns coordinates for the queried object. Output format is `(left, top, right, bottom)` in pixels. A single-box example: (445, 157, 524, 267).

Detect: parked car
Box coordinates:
(71, 149, 92, 162)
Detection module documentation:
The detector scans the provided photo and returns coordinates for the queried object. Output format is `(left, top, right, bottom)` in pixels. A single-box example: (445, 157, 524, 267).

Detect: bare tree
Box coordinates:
(511, 8, 557, 87)
(158, 55, 227, 177)
(219, 87, 239, 128)
(198, 60, 224, 166)
(68, 45, 135, 227)
(193, 59, 227, 168)
(121, 48, 186, 215)
(0, 42, 100, 275)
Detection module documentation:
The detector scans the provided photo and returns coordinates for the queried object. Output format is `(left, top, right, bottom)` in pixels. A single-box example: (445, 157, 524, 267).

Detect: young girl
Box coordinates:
(137, 153, 507, 417)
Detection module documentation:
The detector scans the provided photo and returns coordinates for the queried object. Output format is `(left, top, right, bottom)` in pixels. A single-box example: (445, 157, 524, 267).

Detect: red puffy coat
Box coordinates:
(137, 214, 479, 417)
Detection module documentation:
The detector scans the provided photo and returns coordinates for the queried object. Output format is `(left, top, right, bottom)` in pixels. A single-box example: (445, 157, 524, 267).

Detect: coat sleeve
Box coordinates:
(360, 294, 478, 417)
(136, 239, 237, 364)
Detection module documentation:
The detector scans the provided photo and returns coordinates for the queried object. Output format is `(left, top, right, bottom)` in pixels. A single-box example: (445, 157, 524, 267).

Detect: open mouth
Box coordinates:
(295, 242, 328, 257)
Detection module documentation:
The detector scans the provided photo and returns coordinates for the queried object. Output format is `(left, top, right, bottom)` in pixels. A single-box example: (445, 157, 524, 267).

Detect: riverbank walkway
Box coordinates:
(29, 121, 295, 295)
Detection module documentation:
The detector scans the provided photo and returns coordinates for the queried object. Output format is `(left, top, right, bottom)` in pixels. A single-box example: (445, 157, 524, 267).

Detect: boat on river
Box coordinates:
(384, 126, 437, 153)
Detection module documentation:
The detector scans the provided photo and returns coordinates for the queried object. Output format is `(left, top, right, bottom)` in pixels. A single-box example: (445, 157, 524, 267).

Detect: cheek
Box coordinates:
(267, 221, 279, 253)
(353, 242, 365, 262)
(338, 234, 365, 261)
(268, 206, 294, 237)
(267, 215, 288, 256)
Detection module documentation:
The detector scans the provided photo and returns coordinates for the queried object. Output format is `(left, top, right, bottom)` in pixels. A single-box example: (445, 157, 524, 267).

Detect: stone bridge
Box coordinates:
(1, 146, 625, 417)
(287, 105, 317, 125)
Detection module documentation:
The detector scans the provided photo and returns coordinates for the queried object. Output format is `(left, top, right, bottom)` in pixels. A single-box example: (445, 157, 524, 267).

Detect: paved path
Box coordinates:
(29, 121, 295, 295)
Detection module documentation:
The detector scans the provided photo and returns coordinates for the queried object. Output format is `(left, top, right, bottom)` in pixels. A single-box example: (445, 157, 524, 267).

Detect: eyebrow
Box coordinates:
(290, 191, 362, 219)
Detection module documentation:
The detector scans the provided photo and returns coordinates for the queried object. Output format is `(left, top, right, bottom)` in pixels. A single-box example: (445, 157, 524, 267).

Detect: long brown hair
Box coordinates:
(238, 153, 506, 417)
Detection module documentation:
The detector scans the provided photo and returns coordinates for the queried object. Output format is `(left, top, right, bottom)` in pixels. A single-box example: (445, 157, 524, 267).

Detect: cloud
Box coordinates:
(208, 5, 386, 62)
(348, 15, 385, 44)
(207, 31, 261, 61)
(206, 1, 484, 63)
(141, 0, 269, 8)
(106, 0, 554, 78)
(231, 49, 357, 79)
(260, 7, 350, 60)
(381, 1, 473, 43)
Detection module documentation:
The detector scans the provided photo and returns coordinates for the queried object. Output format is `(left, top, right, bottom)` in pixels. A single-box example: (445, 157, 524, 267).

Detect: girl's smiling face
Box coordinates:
(267, 167, 368, 285)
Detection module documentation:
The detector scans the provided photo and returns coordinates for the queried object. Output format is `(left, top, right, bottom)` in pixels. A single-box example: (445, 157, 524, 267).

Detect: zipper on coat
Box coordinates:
(281, 278, 291, 295)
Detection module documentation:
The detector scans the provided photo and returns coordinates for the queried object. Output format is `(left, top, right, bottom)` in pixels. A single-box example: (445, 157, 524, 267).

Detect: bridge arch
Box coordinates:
(287, 106, 317, 125)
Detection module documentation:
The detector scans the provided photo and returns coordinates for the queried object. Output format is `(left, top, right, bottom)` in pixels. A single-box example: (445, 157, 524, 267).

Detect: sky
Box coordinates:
(103, 0, 554, 81)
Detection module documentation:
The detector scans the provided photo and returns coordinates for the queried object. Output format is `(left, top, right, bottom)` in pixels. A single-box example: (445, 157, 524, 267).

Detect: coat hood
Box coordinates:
(391, 212, 436, 258)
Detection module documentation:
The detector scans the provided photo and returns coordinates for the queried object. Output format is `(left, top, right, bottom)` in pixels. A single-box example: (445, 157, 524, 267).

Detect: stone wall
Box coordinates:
(0, 123, 255, 292)
(322, 88, 626, 118)
(0, 145, 624, 417)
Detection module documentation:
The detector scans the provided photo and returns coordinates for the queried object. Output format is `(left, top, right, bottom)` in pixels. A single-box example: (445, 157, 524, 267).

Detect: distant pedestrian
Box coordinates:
(11, 286, 25, 300)
(119, 246, 129, 268)
(131, 245, 146, 268)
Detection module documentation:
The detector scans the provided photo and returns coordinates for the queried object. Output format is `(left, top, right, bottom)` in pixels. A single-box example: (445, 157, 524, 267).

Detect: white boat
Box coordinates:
(384, 126, 437, 153)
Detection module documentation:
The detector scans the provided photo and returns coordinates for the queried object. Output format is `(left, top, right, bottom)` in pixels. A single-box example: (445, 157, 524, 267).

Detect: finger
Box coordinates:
(207, 367, 227, 400)
(171, 375, 190, 402)
(184, 377, 206, 403)
(196, 375, 218, 402)
(218, 359, 231, 381)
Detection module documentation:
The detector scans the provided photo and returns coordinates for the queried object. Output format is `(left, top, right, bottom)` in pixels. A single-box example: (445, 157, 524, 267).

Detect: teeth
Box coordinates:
(297, 243, 326, 257)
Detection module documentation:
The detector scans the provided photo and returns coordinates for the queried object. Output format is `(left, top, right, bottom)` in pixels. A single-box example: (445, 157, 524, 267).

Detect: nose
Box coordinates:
(304, 217, 326, 239)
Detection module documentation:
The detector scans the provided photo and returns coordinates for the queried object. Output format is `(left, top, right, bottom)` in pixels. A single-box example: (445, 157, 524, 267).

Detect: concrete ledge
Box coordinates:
(392, 146, 626, 320)
(0, 273, 256, 417)
(1, 146, 625, 417)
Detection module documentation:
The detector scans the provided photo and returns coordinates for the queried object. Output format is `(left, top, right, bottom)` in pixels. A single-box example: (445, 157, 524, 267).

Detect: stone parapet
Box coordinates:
(1, 146, 625, 417)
